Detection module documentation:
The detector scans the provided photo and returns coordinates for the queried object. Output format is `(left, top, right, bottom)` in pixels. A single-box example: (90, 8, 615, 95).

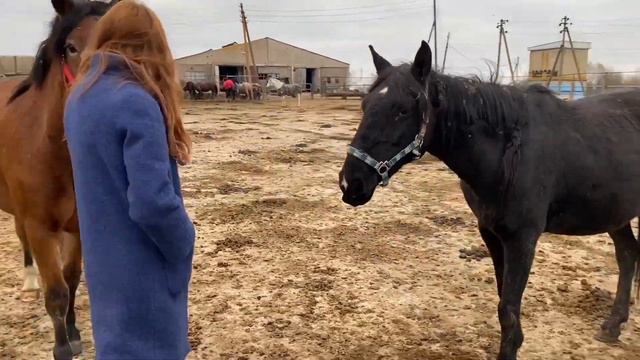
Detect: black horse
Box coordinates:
(339, 41, 640, 359)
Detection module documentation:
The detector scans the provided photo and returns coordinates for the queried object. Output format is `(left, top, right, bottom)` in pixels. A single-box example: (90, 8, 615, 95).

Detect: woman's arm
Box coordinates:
(118, 88, 195, 263)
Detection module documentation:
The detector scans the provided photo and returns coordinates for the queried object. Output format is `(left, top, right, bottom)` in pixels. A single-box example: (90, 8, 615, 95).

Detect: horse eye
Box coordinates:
(66, 44, 78, 55)
(399, 110, 408, 116)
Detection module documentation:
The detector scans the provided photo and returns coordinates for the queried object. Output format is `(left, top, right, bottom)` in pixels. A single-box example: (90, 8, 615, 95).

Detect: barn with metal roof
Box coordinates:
(175, 37, 349, 92)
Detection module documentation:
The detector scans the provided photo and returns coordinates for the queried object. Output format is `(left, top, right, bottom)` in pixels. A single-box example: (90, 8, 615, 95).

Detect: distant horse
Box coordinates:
(183, 81, 218, 100)
(266, 77, 301, 97)
(0, 1, 118, 359)
(340, 41, 640, 360)
(196, 81, 218, 99)
(237, 82, 263, 100)
(183, 81, 198, 99)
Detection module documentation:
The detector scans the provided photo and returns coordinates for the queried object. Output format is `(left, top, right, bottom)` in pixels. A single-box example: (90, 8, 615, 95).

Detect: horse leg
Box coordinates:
(496, 229, 540, 360)
(16, 219, 40, 299)
(62, 231, 83, 355)
(596, 224, 639, 343)
(480, 227, 504, 297)
(27, 222, 72, 360)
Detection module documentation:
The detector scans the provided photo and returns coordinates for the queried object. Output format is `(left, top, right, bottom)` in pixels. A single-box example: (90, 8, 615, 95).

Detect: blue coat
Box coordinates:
(64, 54, 195, 360)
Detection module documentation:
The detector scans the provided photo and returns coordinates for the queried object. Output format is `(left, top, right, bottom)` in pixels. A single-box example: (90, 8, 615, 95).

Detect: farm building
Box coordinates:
(175, 37, 349, 92)
(0, 56, 34, 77)
(528, 40, 591, 100)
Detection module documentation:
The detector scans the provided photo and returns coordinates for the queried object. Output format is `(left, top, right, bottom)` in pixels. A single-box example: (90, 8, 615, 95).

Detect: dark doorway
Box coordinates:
(219, 66, 243, 82)
(306, 68, 317, 91)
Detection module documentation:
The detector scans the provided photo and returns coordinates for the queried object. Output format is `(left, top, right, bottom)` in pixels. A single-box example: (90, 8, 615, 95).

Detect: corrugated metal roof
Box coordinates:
(175, 37, 349, 66)
(528, 40, 592, 51)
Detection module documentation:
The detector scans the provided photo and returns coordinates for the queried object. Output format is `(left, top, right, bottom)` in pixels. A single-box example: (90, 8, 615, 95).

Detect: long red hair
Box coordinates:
(75, 0, 191, 165)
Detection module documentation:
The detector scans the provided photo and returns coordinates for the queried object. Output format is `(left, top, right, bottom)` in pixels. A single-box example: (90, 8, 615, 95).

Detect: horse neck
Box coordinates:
(426, 80, 510, 201)
(39, 61, 68, 140)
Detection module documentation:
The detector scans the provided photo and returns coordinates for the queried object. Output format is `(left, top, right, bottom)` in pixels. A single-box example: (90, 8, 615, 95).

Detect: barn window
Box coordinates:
(335, 78, 340, 84)
(185, 71, 206, 82)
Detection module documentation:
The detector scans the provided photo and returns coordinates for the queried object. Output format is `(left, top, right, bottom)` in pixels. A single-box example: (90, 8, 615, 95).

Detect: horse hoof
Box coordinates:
(70, 340, 83, 356)
(595, 329, 620, 344)
(20, 289, 40, 302)
(53, 344, 73, 360)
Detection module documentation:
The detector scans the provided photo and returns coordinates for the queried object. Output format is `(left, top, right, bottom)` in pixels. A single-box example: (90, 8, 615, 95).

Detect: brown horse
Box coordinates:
(0, 1, 117, 359)
(238, 82, 263, 100)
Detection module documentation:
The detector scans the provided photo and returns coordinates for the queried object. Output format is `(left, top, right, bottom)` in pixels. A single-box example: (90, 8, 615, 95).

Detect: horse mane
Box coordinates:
(8, 1, 112, 103)
(427, 72, 562, 200)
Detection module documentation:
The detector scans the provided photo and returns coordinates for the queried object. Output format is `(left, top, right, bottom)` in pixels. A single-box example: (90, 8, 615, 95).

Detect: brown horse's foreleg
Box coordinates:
(62, 231, 83, 355)
(16, 219, 40, 299)
(26, 222, 72, 360)
(596, 224, 639, 343)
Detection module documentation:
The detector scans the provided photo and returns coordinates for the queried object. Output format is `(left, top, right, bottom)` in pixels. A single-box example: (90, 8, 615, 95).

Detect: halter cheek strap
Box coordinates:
(62, 61, 76, 88)
(347, 92, 431, 187)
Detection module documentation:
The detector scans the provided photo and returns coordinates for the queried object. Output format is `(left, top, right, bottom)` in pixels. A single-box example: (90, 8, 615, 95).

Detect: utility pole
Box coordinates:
(240, 3, 258, 84)
(547, 16, 585, 95)
(433, 0, 438, 72)
(496, 19, 515, 83)
(441, 32, 451, 73)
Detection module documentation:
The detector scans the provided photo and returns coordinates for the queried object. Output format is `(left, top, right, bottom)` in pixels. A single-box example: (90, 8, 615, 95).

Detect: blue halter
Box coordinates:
(347, 93, 431, 187)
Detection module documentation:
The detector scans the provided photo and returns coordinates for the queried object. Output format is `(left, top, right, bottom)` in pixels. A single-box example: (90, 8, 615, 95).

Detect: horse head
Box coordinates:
(10, 0, 120, 102)
(339, 41, 435, 206)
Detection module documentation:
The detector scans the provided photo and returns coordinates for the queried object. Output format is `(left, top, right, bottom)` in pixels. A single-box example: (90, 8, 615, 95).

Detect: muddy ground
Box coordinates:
(0, 98, 639, 359)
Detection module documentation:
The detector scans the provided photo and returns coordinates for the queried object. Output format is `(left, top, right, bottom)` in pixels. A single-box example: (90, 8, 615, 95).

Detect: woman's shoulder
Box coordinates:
(73, 77, 160, 117)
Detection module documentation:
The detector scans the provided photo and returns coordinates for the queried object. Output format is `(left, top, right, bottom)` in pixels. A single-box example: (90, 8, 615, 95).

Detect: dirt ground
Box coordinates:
(1, 98, 639, 360)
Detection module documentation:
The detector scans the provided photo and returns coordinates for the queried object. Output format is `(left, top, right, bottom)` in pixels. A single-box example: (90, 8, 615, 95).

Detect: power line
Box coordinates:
(247, 4, 427, 19)
(246, 0, 422, 13)
(449, 46, 479, 64)
(248, 8, 430, 24)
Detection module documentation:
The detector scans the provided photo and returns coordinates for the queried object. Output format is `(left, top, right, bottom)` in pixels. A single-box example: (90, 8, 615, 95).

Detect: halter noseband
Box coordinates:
(62, 59, 76, 88)
(347, 92, 431, 187)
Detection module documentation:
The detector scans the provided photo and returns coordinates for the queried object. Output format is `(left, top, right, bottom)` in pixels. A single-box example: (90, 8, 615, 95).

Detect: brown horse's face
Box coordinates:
(52, 0, 120, 76)
(63, 16, 100, 76)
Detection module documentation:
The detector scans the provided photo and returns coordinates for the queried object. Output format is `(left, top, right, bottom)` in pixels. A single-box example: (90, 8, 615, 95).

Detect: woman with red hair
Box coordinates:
(64, 1, 195, 358)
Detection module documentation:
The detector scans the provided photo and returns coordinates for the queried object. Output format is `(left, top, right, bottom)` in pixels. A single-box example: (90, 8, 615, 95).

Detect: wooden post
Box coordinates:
(240, 3, 258, 84)
(496, 24, 503, 81)
(433, 0, 438, 72)
(565, 29, 586, 95)
(547, 16, 573, 88)
(441, 32, 451, 73)
(496, 19, 515, 83)
(502, 31, 516, 83)
(546, 32, 566, 87)
(240, 4, 251, 85)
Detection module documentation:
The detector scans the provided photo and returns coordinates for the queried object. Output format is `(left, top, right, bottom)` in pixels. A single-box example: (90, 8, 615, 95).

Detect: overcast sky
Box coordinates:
(1, 0, 639, 80)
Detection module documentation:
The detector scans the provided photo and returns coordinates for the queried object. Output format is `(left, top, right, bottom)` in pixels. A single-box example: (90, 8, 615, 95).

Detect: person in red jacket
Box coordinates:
(223, 77, 236, 102)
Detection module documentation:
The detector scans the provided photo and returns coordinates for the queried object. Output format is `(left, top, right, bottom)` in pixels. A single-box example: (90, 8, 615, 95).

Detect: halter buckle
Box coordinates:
(375, 161, 390, 176)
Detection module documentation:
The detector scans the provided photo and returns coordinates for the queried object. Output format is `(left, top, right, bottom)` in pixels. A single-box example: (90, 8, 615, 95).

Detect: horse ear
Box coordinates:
(369, 45, 392, 75)
(411, 41, 433, 86)
(51, 0, 75, 16)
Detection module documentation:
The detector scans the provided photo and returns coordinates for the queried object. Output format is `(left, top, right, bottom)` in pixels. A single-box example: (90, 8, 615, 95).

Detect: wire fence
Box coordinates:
(182, 71, 640, 101)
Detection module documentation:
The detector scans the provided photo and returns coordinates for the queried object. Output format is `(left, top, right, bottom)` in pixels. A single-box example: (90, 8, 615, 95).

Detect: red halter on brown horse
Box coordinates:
(0, 1, 118, 359)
